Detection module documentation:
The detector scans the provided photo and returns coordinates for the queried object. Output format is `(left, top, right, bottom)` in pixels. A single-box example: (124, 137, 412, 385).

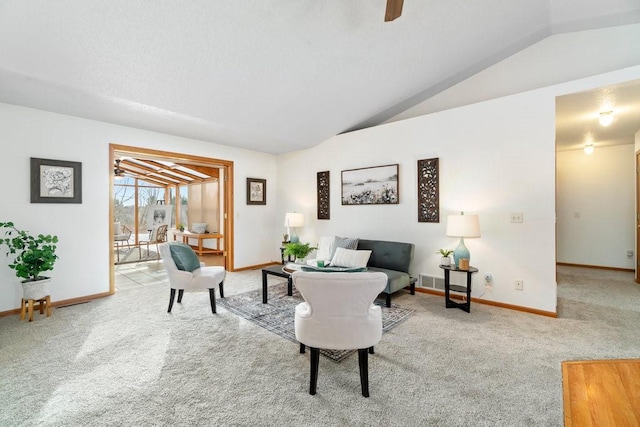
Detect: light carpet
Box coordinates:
(217, 280, 414, 362)
(1, 265, 639, 426)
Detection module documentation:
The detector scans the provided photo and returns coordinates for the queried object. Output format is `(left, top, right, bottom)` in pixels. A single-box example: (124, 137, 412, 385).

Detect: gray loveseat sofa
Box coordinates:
(356, 239, 416, 307)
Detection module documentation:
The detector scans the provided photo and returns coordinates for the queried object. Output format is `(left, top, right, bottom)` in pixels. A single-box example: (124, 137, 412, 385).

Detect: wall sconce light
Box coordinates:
(584, 143, 594, 155)
(598, 111, 614, 127)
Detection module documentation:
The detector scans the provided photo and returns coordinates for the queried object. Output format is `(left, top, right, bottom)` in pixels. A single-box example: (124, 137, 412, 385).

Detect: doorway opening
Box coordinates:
(109, 144, 235, 295)
(555, 78, 640, 294)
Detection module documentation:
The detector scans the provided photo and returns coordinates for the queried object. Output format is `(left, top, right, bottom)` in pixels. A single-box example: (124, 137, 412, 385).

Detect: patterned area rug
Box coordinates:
(218, 281, 415, 362)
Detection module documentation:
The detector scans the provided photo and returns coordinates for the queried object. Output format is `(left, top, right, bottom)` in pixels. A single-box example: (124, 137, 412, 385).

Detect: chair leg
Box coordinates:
(208, 288, 217, 314)
(299, 343, 305, 354)
(168, 288, 176, 313)
(369, 346, 374, 354)
(358, 348, 370, 397)
(385, 293, 391, 308)
(410, 282, 416, 295)
(177, 289, 184, 303)
(219, 281, 224, 298)
(310, 347, 320, 395)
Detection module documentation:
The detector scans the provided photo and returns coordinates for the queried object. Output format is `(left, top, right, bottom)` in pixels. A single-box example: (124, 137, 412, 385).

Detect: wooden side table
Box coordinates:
(440, 265, 478, 313)
(20, 295, 51, 322)
(173, 231, 223, 255)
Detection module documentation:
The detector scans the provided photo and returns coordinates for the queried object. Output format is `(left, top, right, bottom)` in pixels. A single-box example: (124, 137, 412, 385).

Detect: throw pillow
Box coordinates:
(328, 236, 359, 261)
(315, 235, 337, 263)
(330, 247, 372, 268)
(168, 242, 201, 272)
(190, 223, 207, 234)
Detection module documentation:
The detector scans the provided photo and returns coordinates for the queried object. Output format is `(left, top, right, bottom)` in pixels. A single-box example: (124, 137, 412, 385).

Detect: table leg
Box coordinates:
(287, 276, 293, 296)
(464, 272, 472, 313)
(262, 270, 268, 304)
(46, 295, 51, 317)
(28, 299, 34, 322)
(444, 269, 452, 308)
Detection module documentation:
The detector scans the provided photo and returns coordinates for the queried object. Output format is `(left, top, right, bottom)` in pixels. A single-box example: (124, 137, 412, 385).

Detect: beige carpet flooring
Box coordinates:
(0, 264, 639, 426)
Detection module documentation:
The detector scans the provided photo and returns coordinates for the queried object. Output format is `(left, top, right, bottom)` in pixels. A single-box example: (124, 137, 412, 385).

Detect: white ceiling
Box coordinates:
(556, 79, 640, 152)
(1, 1, 639, 154)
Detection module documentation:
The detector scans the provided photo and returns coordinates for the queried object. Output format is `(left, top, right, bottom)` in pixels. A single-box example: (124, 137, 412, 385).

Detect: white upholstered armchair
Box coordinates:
(292, 271, 388, 397)
(158, 243, 225, 313)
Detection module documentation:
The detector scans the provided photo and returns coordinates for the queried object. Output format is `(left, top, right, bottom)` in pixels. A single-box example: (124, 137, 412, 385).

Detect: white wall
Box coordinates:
(557, 145, 635, 268)
(0, 103, 278, 312)
(277, 65, 640, 314)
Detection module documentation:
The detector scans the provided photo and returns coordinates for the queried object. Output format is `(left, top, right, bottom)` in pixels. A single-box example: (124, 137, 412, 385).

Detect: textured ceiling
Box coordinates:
(0, 0, 639, 154)
(556, 79, 640, 151)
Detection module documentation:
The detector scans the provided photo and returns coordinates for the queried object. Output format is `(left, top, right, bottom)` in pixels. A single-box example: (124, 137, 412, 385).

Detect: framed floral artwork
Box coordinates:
(341, 164, 398, 205)
(30, 157, 82, 204)
(247, 178, 266, 205)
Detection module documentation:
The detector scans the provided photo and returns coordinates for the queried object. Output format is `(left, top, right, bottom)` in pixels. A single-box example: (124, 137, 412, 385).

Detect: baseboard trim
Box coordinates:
(232, 262, 281, 272)
(413, 287, 557, 318)
(557, 262, 634, 273)
(0, 291, 111, 318)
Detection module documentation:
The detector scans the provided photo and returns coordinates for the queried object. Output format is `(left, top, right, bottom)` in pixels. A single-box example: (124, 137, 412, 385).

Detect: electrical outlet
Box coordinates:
(515, 280, 523, 291)
(510, 212, 523, 223)
(484, 273, 492, 282)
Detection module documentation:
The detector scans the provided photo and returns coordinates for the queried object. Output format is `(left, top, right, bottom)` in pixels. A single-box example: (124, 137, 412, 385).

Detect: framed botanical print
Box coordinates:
(30, 157, 82, 204)
(247, 178, 266, 205)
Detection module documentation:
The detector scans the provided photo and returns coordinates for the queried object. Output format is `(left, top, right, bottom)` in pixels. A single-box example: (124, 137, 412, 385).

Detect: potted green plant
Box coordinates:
(437, 248, 453, 266)
(0, 221, 58, 300)
(283, 242, 316, 264)
(178, 224, 185, 232)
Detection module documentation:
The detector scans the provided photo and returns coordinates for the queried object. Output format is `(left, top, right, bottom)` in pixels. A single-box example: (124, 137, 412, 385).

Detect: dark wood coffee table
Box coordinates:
(261, 264, 295, 303)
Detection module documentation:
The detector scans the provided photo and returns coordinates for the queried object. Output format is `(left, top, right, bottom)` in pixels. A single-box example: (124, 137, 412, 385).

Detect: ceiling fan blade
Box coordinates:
(384, 0, 404, 22)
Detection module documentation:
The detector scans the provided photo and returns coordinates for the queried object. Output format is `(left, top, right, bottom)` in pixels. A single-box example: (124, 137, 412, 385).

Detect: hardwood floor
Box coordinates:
(562, 359, 640, 426)
(198, 253, 225, 268)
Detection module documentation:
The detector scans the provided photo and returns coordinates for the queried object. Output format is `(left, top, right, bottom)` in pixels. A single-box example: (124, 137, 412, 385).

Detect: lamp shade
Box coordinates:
(446, 213, 480, 238)
(284, 212, 304, 228)
(446, 212, 480, 268)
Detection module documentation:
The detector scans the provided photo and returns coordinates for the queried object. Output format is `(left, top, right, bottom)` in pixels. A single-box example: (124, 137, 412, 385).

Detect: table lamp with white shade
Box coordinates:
(446, 212, 481, 268)
(284, 212, 304, 243)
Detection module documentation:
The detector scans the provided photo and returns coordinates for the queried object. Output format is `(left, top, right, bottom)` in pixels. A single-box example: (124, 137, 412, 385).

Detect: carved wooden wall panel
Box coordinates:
(417, 158, 439, 223)
(317, 171, 330, 220)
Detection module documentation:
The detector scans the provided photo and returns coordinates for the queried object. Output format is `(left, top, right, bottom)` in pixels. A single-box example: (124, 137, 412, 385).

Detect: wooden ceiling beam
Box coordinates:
(175, 163, 220, 179)
(385, 0, 404, 22)
(119, 160, 191, 185)
(143, 160, 205, 181)
(119, 172, 171, 187)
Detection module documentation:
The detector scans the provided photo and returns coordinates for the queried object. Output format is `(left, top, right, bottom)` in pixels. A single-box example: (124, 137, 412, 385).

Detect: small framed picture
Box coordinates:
(30, 157, 82, 204)
(247, 178, 266, 205)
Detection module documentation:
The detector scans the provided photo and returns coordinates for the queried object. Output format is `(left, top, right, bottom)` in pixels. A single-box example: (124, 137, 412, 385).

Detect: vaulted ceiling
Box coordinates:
(1, 1, 639, 154)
